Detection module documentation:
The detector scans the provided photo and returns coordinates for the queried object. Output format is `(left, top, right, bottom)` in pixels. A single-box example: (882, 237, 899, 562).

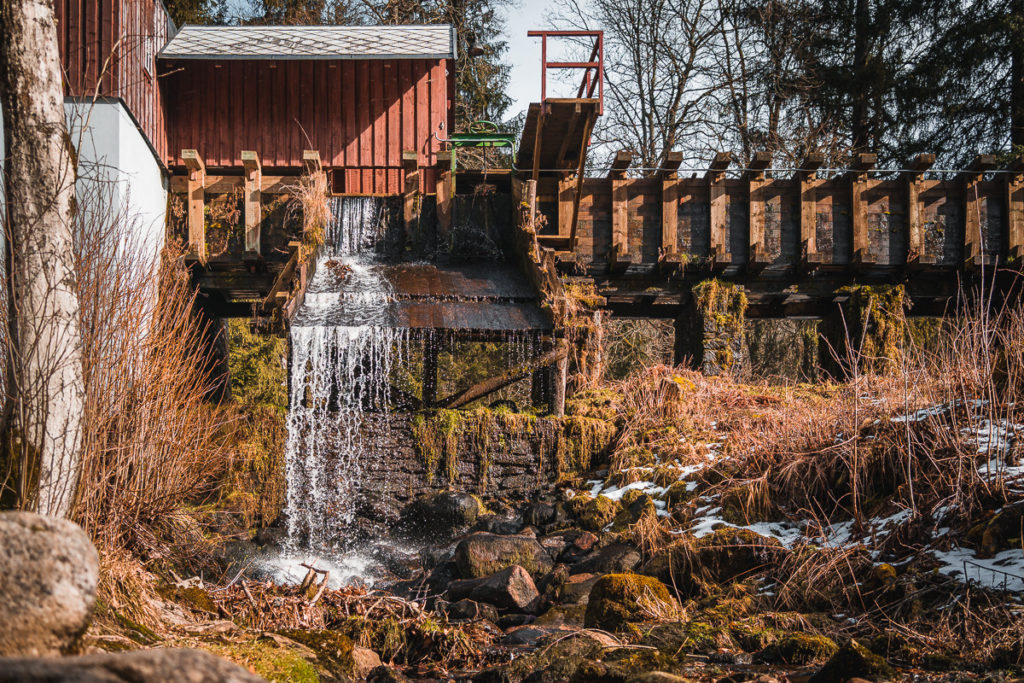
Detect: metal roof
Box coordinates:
(159, 24, 455, 61)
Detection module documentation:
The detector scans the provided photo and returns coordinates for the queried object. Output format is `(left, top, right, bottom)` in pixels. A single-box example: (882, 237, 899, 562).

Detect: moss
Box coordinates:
(568, 493, 622, 531)
(565, 388, 625, 423)
(642, 620, 736, 656)
(411, 409, 462, 484)
(113, 613, 161, 645)
(158, 584, 217, 614)
(663, 481, 696, 509)
(810, 640, 896, 683)
(204, 638, 320, 683)
(823, 285, 909, 375)
(610, 494, 658, 532)
(277, 629, 355, 678)
(758, 633, 839, 665)
(553, 415, 617, 480)
(585, 573, 678, 631)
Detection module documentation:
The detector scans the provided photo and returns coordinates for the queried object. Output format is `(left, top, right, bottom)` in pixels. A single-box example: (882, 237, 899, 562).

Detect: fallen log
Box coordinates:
(439, 340, 567, 410)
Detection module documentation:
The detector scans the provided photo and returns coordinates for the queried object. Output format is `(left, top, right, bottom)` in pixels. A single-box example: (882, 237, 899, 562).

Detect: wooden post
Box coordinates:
(746, 151, 772, 268)
(903, 153, 934, 265)
(436, 151, 453, 237)
(707, 152, 731, 266)
(962, 154, 996, 267)
(798, 153, 824, 268)
(849, 152, 876, 265)
(302, 149, 322, 175)
(1006, 156, 1024, 263)
(402, 150, 419, 245)
(558, 176, 575, 238)
(609, 149, 632, 270)
(660, 150, 683, 257)
(183, 149, 206, 264)
(241, 150, 261, 257)
(532, 104, 547, 179)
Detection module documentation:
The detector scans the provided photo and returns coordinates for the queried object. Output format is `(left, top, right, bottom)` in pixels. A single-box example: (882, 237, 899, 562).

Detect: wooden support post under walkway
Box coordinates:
(241, 150, 261, 257)
(1007, 156, 1024, 263)
(403, 150, 420, 247)
(609, 150, 632, 271)
(436, 151, 453, 237)
(849, 152, 876, 265)
(904, 153, 935, 266)
(183, 149, 206, 264)
(707, 152, 731, 267)
(746, 151, 772, 269)
(962, 154, 996, 268)
(659, 150, 684, 273)
(440, 340, 568, 411)
(799, 153, 824, 268)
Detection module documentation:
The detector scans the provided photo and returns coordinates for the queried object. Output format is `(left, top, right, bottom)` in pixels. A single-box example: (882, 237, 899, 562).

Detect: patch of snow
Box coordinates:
(930, 546, 1024, 593)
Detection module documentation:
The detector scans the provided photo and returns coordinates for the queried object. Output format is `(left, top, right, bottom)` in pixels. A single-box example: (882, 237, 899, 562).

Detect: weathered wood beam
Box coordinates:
(706, 152, 731, 267)
(961, 153, 997, 267)
(609, 150, 632, 271)
(262, 240, 302, 314)
(182, 149, 206, 264)
(1006, 156, 1024, 263)
(170, 174, 299, 194)
(567, 112, 597, 250)
(798, 153, 824, 268)
(746, 151, 772, 268)
(241, 150, 261, 257)
(440, 341, 568, 410)
(532, 104, 547, 179)
(660, 151, 683, 268)
(903, 153, 935, 266)
(555, 102, 582, 168)
(436, 151, 453, 237)
(558, 176, 574, 238)
(402, 150, 419, 246)
(848, 152, 876, 264)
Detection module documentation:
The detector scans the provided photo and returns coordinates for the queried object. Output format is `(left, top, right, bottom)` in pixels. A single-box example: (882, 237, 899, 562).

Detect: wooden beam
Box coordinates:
(402, 150, 419, 246)
(798, 153, 824, 268)
(609, 150, 632, 271)
(241, 150, 261, 257)
(440, 341, 568, 410)
(558, 176, 574, 238)
(746, 151, 771, 268)
(659, 150, 684, 179)
(707, 152, 731, 266)
(1006, 156, 1024, 263)
(436, 151, 453, 236)
(182, 149, 206, 264)
(554, 102, 582, 168)
(903, 153, 934, 266)
(567, 111, 597, 250)
(962, 154, 997, 267)
(848, 152, 876, 264)
(531, 104, 547, 179)
(660, 150, 684, 267)
(170, 174, 300, 194)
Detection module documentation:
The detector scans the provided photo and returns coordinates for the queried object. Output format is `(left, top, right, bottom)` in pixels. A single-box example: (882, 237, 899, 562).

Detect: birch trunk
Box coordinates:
(0, 0, 85, 516)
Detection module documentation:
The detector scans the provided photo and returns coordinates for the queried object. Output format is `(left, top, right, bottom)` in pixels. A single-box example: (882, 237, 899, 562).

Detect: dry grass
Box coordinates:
(288, 170, 330, 253)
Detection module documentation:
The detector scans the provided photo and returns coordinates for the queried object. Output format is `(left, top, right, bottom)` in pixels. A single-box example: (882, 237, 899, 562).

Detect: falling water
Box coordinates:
(283, 197, 405, 554)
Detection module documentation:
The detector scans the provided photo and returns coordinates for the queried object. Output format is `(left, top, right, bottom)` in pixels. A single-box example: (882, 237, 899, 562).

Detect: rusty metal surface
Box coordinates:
(382, 262, 537, 301)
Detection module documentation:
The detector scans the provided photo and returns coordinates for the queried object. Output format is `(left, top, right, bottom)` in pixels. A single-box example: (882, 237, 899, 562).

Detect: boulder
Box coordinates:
(567, 494, 621, 531)
(584, 574, 679, 631)
(0, 512, 100, 656)
(0, 648, 264, 682)
(445, 599, 499, 622)
(756, 633, 838, 666)
(571, 542, 641, 575)
(396, 492, 481, 539)
(610, 493, 658, 531)
(809, 640, 896, 683)
(454, 532, 554, 579)
(473, 514, 524, 535)
(558, 530, 600, 563)
(560, 573, 602, 604)
(352, 647, 383, 679)
(367, 665, 411, 683)
(447, 565, 539, 613)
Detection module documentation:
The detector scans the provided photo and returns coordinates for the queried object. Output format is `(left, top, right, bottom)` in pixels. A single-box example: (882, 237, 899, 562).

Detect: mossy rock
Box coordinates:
(662, 482, 695, 509)
(585, 573, 678, 631)
(966, 502, 1024, 558)
(204, 638, 320, 683)
(569, 494, 622, 532)
(610, 494, 658, 532)
(159, 584, 217, 614)
(569, 647, 679, 683)
(757, 633, 838, 665)
(277, 629, 355, 678)
(809, 640, 896, 683)
(640, 621, 736, 657)
(484, 631, 612, 681)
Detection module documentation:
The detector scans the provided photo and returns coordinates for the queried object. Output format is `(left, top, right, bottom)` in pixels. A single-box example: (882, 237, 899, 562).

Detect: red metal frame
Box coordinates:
(527, 30, 604, 114)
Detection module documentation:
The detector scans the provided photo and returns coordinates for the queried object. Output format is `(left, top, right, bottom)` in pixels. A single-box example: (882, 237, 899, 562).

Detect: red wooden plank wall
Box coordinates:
(55, 0, 170, 163)
(161, 58, 452, 195)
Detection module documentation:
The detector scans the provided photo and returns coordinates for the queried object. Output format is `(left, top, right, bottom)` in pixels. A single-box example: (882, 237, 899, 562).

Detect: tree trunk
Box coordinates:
(850, 0, 870, 151)
(1012, 0, 1024, 148)
(0, 0, 85, 516)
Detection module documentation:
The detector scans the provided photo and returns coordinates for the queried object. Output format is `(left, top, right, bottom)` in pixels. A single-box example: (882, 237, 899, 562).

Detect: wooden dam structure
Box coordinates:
(51, 10, 1024, 411)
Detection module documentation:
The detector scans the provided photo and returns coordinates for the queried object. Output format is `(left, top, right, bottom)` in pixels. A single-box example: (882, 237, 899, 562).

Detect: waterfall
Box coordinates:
(283, 197, 405, 552)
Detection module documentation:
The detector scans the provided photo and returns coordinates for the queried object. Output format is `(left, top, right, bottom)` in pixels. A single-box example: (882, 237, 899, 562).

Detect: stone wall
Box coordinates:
(351, 411, 615, 524)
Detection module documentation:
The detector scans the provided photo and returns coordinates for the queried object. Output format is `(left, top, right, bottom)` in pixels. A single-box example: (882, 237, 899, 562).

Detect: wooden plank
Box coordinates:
(849, 152, 876, 264)
(303, 149, 322, 175)
(558, 176, 574, 238)
(1006, 156, 1024, 263)
(746, 151, 771, 267)
(798, 153, 824, 267)
(962, 154, 997, 267)
(170, 174, 301, 194)
(436, 151, 452, 235)
(904, 153, 935, 265)
(242, 150, 262, 256)
(609, 150, 632, 270)
(183, 149, 206, 264)
(567, 111, 596, 250)
(660, 150, 683, 260)
(554, 102, 581, 168)
(532, 105, 547, 179)
(707, 152, 731, 265)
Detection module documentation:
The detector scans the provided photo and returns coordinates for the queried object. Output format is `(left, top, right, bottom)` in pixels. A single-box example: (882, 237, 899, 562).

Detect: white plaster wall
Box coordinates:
(65, 99, 167, 270)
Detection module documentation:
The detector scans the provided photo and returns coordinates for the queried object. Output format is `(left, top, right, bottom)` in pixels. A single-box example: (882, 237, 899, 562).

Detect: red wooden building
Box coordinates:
(54, 4, 456, 195)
